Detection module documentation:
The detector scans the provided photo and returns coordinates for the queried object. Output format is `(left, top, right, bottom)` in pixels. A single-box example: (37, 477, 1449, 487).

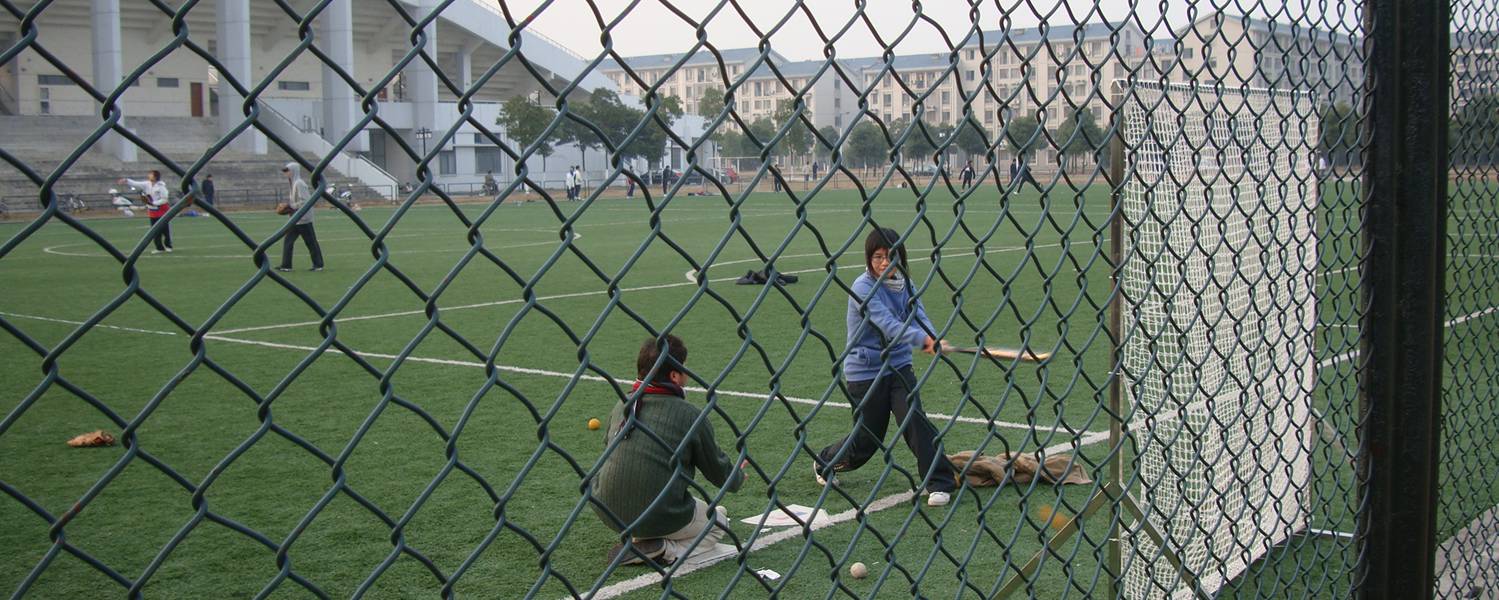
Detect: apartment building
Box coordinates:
(1174, 13, 1364, 104)
(601, 14, 1363, 170)
(600, 48, 865, 131)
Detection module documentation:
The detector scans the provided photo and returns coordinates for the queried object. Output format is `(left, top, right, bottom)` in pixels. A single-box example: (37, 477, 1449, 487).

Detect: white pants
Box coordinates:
(639, 499, 728, 563)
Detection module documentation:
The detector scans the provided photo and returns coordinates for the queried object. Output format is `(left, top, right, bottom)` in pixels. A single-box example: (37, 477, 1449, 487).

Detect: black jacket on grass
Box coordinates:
(590, 383, 743, 538)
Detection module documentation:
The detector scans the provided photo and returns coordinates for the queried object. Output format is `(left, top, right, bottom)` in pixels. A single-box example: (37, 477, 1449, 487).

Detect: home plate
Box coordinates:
(681, 543, 738, 567)
(741, 504, 831, 528)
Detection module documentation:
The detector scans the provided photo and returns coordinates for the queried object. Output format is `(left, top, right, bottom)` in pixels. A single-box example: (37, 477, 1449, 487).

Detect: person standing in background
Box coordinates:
(117, 170, 173, 253)
(202, 174, 216, 207)
(276, 163, 324, 272)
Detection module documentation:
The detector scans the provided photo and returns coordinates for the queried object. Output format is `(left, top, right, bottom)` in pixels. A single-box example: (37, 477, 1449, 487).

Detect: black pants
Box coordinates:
(280, 223, 324, 269)
(817, 366, 956, 493)
(148, 215, 173, 250)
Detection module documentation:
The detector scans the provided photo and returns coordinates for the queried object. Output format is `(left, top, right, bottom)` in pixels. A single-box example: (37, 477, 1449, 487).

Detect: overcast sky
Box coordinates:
(497, 0, 1365, 63)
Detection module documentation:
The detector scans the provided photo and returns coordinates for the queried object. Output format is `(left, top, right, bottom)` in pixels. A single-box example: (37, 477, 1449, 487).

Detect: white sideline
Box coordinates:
(574, 431, 1111, 600)
(0, 311, 179, 336)
(0, 309, 1095, 434)
(219, 239, 1103, 335)
(681, 239, 1095, 284)
(1313, 303, 1499, 371)
(41, 234, 577, 260)
(194, 333, 1095, 434)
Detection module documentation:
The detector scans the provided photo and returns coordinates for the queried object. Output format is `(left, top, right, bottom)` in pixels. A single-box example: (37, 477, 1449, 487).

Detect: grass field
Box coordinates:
(0, 181, 1494, 599)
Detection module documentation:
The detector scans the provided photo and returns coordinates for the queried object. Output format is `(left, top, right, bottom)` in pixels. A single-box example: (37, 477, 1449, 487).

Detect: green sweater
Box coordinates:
(590, 391, 743, 538)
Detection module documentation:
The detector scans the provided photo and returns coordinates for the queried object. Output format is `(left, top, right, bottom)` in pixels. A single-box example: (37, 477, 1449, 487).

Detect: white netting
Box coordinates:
(1117, 82, 1320, 599)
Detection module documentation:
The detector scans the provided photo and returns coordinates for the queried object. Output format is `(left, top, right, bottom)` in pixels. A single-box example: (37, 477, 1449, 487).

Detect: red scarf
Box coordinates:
(619, 380, 685, 439)
(629, 380, 684, 398)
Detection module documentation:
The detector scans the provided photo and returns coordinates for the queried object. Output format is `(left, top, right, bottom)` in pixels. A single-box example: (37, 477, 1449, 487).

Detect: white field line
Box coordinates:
(0, 311, 179, 336)
(219, 239, 1102, 336)
(0, 308, 1094, 435)
(1314, 303, 1499, 370)
(42, 235, 578, 259)
(576, 430, 1112, 600)
(196, 333, 1094, 434)
(682, 240, 1096, 283)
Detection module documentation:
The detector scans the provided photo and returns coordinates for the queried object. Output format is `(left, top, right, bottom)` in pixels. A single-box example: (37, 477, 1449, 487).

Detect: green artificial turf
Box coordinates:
(0, 181, 1492, 598)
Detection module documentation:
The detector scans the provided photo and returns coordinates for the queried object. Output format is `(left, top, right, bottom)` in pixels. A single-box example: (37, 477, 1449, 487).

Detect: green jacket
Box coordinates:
(590, 389, 743, 538)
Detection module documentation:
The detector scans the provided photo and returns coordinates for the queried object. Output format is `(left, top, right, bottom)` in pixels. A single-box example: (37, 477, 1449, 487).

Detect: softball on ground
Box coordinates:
(1036, 505, 1070, 530)
(849, 562, 868, 579)
(587, 418, 601, 431)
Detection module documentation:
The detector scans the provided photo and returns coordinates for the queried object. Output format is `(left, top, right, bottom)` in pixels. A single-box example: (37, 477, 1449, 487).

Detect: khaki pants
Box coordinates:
(639, 499, 728, 563)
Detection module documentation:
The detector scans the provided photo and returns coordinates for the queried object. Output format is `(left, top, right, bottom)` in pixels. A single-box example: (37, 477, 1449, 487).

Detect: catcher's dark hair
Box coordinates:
(864, 227, 909, 277)
(636, 334, 688, 383)
(148, 170, 161, 181)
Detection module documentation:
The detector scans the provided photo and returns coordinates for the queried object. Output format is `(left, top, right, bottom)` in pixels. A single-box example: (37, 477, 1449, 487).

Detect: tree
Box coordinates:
(1319, 102, 1362, 167)
(619, 93, 685, 168)
(846, 121, 890, 168)
(1005, 115, 1043, 159)
(1054, 109, 1104, 169)
(497, 95, 559, 165)
(813, 125, 840, 161)
(771, 101, 814, 159)
(698, 86, 726, 119)
(889, 117, 935, 166)
(953, 120, 990, 159)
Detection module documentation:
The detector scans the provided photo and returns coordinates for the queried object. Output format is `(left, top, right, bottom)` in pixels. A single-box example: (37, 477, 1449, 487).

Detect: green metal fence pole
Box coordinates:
(1359, 0, 1451, 598)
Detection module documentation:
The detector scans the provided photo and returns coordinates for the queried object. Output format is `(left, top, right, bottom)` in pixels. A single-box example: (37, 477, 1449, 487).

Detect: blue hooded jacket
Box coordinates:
(843, 270, 933, 383)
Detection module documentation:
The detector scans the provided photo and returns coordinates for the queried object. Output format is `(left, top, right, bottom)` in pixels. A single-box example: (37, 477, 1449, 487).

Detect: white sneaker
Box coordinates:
(813, 463, 839, 487)
(926, 491, 950, 507)
(150, 249, 161, 254)
(165, 247, 173, 253)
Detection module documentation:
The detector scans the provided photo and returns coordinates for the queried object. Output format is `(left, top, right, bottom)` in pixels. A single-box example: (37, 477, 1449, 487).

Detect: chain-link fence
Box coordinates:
(0, 0, 1485, 598)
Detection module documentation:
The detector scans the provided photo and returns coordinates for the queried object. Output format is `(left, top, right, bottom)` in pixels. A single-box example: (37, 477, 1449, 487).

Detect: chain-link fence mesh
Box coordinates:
(0, 0, 1484, 597)
(1441, 2, 1499, 598)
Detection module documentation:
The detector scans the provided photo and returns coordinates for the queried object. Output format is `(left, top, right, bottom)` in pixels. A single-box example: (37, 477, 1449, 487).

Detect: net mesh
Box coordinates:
(0, 0, 1486, 598)
(1118, 82, 1319, 599)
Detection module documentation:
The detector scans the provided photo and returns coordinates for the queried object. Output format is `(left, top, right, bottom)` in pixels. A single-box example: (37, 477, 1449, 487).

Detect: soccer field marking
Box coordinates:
(40, 234, 578, 259)
(0, 307, 1094, 436)
(0, 311, 180, 336)
(1314, 303, 1499, 371)
(215, 239, 1098, 336)
(575, 430, 1111, 600)
(681, 239, 1097, 283)
(195, 333, 1098, 434)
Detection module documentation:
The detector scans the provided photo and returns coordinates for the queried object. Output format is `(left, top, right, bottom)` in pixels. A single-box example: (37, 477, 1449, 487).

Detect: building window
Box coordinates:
(278, 81, 311, 91)
(883, 93, 891, 106)
(942, 110, 951, 122)
(966, 50, 975, 60)
(39, 87, 50, 114)
(754, 81, 762, 96)
(1183, 48, 1194, 59)
(942, 91, 951, 104)
(157, 77, 180, 88)
(438, 150, 456, 175)
(37, 74, 71, 86)
(475, 147, 504, 174)
(966, 70, 975, 81)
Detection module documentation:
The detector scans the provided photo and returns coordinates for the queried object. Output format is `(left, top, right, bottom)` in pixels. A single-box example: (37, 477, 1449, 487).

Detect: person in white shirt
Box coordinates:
(565, 167, 578, 200)
(117, 170, 173, 253)
(276, 163, 324, 272)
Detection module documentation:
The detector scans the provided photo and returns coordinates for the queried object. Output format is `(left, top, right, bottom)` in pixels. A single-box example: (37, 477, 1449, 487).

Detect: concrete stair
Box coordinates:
(0, 116, 382, 213)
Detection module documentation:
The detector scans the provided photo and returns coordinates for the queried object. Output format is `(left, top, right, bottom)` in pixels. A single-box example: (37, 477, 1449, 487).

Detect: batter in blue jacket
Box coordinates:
(813, 228, 958, 507)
